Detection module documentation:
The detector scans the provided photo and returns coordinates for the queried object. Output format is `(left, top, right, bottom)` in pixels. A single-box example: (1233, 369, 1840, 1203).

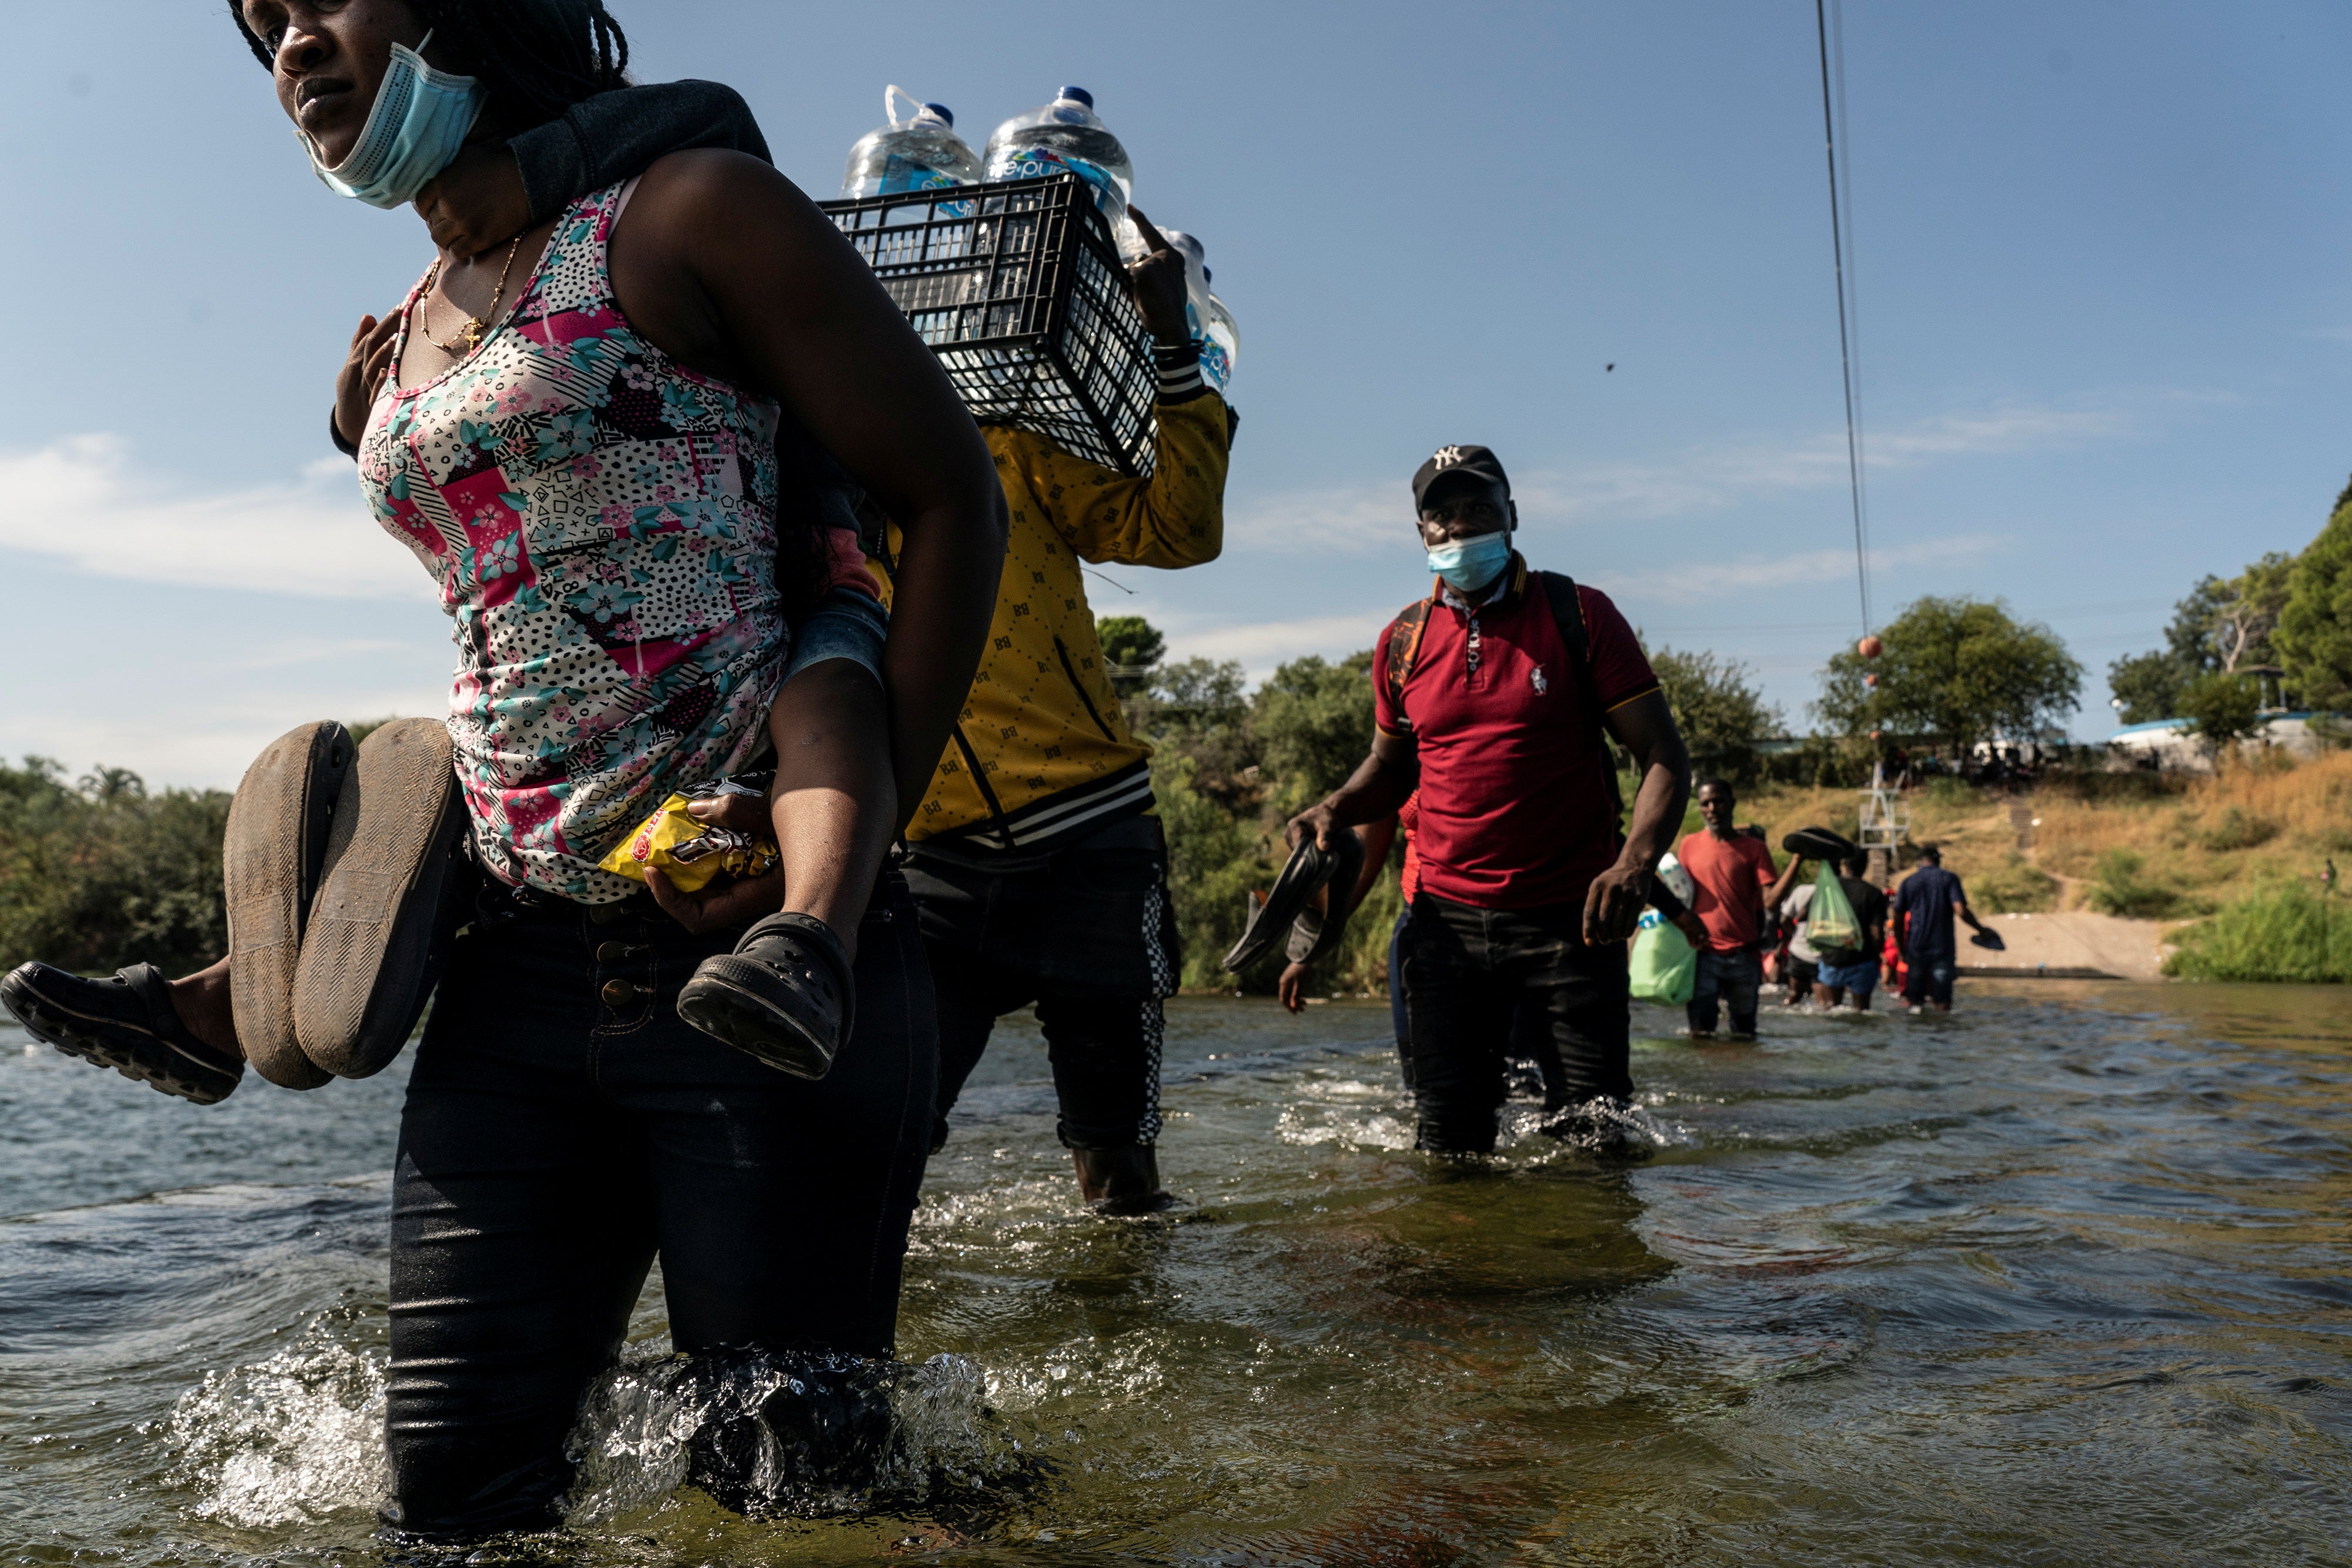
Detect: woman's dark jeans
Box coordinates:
(383, 874, 937, 1537)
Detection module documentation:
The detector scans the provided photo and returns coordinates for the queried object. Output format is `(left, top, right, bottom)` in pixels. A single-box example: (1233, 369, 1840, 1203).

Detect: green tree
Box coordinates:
(1646, 646, 1780, 776)
(2108, 553, 2296, 721)
(2107, 649, 2188, 726)
(2277, 501, 2352, 710)
(1128, 656, 1258, 807)
(0, 758, 231, 977)
(1815, 596, 2083, 756)
(1153, 750, 1275, 990)
(1095, 614, 1166, 697)
(1249, 651, 1377, 816)
(2176, 671, 2266, 754)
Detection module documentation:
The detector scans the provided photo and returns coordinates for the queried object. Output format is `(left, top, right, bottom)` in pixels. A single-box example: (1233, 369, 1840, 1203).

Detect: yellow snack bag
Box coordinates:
(597, 786, 779, 892)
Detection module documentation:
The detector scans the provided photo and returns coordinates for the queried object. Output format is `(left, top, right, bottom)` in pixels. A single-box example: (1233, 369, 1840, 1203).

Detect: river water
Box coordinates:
(5, 981, 2350, 1564)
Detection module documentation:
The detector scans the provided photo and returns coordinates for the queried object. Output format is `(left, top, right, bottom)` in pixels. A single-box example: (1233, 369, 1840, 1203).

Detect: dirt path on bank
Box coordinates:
(1967, 911, 2171, 980)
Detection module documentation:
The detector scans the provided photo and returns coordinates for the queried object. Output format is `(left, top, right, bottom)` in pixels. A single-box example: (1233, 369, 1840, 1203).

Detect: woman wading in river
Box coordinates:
(222, 0, 1001, 1537)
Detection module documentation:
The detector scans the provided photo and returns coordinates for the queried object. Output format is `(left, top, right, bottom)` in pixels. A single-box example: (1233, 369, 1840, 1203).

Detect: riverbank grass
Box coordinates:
(2165, 881, 2352, 982)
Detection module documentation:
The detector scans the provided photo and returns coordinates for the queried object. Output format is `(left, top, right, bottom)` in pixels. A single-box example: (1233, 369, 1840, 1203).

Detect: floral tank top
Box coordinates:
(358, 181, 786, 901)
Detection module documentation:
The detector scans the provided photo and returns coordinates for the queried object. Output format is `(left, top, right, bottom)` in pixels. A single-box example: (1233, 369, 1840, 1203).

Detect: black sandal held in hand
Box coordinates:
(1221, 829, 1365, 974)
(675, 912, 854, 1079)
(1, 961, 245, 1105)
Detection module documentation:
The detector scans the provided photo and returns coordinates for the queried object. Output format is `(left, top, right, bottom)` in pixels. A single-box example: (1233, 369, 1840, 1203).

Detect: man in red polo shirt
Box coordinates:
(1677, 779, 1808, 1039)
(1289, 444, 1692, 1154)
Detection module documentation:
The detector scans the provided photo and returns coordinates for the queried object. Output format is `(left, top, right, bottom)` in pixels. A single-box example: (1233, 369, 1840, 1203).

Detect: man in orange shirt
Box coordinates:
(1676, 779, 1808, 1039)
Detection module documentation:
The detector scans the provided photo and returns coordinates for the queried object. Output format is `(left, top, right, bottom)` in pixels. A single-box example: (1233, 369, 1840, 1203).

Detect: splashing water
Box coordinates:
(564, 1345, 1039, 1524)
(159, 1327, 390, 1527)
(14, 987, 2352, 1563)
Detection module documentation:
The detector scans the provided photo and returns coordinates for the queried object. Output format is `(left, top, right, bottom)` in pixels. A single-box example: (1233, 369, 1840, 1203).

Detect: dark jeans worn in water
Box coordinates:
(1689, 945, 1764, 1034)
(1400, 891, 1632, 1150)
(8, 981, 2352, 1563)
(386, 873, 936, 1536)
(907, 821, 1177, 1152)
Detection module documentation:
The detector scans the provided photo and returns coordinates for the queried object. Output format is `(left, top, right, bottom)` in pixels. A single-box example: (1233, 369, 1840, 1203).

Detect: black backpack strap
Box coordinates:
(1536, 570, 1626, 827)
(1380, 598, 1435, 728)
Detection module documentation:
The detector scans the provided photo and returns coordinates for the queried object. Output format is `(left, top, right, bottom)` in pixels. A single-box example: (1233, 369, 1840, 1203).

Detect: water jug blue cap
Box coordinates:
(922, 103, 954, 126)
(1058, 86, 1094, 107)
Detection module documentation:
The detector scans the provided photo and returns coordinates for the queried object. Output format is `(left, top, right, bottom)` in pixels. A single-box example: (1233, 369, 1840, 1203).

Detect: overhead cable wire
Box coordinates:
(1815, 0, 1872, 636)
(1816, 1, 1872, 625)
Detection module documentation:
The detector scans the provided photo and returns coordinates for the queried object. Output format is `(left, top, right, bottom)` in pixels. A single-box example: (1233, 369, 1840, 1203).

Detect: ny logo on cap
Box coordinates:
(1430, 445, 1472, 470)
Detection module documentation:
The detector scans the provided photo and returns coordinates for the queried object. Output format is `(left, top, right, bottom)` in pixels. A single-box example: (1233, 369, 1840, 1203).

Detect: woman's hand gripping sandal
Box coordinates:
(1, 962, 245, 1105)
(675, 912, 854, 1079)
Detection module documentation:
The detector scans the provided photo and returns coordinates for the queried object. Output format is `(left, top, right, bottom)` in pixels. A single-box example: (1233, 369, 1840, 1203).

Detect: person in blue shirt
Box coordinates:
(1891, 844, 1990, 1014)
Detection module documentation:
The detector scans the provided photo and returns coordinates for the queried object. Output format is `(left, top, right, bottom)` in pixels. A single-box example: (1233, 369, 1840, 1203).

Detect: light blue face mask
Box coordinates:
(1426, 531, 1513, 594)
(298, 30, 484, 209)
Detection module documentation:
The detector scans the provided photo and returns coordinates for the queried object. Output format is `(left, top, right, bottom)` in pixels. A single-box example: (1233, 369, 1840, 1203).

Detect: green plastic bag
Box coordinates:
(1629, 918, 1696, 1006)
(1806, 863, 1860, 954)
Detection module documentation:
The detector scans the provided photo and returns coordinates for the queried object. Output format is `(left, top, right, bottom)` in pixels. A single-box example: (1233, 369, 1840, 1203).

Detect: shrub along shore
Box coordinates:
(3, 687, 2344, 990)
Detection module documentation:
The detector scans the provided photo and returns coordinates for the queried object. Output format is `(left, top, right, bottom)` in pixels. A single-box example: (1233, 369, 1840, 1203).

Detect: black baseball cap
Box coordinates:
(1411, 444, 1511, 511)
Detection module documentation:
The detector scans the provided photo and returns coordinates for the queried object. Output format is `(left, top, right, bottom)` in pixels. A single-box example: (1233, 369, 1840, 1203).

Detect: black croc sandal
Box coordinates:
(1, 961, 244, 1105)
(676, 912, 854, 1079)
(1221, 830, 1365, 974)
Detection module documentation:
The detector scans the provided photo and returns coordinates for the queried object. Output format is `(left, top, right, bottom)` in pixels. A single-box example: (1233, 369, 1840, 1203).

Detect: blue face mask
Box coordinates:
(299, 31, 484, 209)
(1426, 531, 1512, 594)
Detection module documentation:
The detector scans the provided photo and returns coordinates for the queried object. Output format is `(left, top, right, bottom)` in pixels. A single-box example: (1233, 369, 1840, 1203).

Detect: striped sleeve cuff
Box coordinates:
(1154, 339, 1207, 402)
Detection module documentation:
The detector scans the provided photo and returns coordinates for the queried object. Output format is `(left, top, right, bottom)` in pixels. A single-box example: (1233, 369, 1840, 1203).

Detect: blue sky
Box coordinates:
(5, 1, 2348, 787)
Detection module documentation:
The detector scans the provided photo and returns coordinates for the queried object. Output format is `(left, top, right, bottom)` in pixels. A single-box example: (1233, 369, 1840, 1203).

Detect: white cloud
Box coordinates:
(1225, 393, 2175, 553)
(0, 433, 427, 600)
(1160, 609, 1395, 670)
(1140, 534, 2018, 688)
(1592, 531, 2010, 606)
(1225, 480, 1405, 553)
(0, 681, 442, 791)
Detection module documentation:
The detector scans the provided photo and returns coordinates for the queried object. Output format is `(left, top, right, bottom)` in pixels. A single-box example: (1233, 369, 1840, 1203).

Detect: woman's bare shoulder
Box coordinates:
(615, 148, 837, 275)
(631, 148, 811, 221)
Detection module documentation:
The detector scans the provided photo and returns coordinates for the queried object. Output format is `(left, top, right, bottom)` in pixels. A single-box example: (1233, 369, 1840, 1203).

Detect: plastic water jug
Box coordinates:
(841, 86, 979, 199)
(1157, 229, 1237, 394)
(1158, 228, 1214, 343)
(1200, 269, 1240, 396)
(1656, 851, 1695, 907)
(983, 86, 1142, 257)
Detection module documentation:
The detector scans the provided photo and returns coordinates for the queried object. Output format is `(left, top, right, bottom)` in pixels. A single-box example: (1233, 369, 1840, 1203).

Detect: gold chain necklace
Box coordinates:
(419, 235, 523, 359)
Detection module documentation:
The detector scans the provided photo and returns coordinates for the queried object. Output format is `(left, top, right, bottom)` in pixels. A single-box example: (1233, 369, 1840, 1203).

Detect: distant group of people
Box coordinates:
(1692, 812, 1991, 1031)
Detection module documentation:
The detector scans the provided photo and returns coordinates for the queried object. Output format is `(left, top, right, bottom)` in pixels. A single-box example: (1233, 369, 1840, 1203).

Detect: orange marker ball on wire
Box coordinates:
(1858, 635, 1883, 658)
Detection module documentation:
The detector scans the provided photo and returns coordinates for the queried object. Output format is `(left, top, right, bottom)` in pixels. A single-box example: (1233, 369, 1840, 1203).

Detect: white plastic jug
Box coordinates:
(841, 85, 979, 199)
(983, 86, 1142, 258)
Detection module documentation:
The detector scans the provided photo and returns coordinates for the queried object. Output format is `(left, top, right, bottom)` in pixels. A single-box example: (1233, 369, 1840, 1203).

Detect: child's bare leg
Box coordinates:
(167, 958, 242, 1057)
(767, 657, 896, 964)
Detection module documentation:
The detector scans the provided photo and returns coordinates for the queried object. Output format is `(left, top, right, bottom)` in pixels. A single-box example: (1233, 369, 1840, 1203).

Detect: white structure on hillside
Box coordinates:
(1858, 761, 1909, 880)
(2107, 712, 2334, 771)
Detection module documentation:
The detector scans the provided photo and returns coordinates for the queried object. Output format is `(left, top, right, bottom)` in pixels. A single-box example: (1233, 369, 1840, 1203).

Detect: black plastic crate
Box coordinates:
(820, 173, 1158, 477)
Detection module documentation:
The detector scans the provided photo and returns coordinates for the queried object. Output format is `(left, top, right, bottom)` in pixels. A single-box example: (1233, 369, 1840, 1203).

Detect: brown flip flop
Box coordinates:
(224, 720, 354, 1090)
(292, 718, 472, 1079)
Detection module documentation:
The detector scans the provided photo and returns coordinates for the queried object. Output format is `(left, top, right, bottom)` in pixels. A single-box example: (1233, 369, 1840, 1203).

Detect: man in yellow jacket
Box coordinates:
(875, 213, 1232, 1213)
